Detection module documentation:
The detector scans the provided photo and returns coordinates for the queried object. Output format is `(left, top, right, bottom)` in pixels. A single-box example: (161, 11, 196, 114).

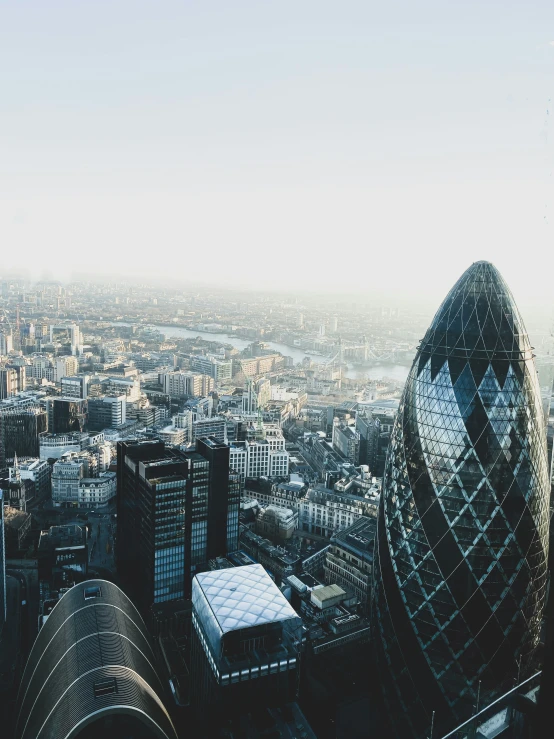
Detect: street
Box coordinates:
(87, 511, 116, 574)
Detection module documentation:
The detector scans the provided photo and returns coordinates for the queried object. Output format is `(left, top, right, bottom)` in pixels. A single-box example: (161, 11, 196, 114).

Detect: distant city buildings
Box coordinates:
(161, 370, 214, 398)
(190, 353, 233, 382)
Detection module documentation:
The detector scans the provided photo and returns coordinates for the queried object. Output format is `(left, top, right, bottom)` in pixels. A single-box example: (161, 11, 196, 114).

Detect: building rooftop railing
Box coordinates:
(440, 671, 541, 739)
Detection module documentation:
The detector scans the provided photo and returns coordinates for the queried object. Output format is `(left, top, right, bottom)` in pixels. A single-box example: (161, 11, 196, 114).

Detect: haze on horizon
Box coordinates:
(2, 1, 554, 309)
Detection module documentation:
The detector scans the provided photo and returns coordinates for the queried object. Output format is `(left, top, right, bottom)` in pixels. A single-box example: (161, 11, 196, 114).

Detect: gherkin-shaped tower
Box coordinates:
(372, 262, 550, 738)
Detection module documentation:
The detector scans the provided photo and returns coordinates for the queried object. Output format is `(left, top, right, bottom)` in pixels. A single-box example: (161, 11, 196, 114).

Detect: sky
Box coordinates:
(2, 1, 554, 309)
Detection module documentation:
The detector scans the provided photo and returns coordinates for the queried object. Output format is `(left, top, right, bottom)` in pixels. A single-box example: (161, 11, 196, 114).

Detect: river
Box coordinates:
(115, 322, 410, 382)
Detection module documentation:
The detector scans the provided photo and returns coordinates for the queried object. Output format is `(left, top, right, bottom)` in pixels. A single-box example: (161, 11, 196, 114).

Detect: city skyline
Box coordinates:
(3, 4, 554, 737)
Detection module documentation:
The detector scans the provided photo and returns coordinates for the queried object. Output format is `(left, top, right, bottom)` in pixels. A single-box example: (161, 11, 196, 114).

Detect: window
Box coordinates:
(84, 585, 102, 600)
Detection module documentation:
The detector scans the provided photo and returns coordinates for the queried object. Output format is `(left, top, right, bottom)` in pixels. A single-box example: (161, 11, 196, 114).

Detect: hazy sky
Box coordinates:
(2, 1, 554, 306)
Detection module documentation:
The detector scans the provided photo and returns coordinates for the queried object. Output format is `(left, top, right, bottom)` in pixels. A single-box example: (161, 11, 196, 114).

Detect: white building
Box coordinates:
(0, 332, 13, 356)
(189, 355, 233, 384)
(78, 472, 116, 508)
(61, 374, 90, 399)
(161, 371, 214, 398)
(157, 425, 187, 446)
(255, 505, 298, 541)
(229, 439, 290, 485)
(55, 356, 79, 381)
(299, 487, 379, 539)
(269, 449, 289, 477)
(31, 355, 54, 381)
(51, 457, 84, 506)
(40, 433, 91, 460)
(229, 443, 249, 484)
(247, 440, 271, 478)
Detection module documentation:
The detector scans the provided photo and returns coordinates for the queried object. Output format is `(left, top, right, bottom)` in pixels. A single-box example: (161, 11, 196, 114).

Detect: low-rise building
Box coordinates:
(15, 458, 51, 501)
(245, 480, 306, 513)
(51, 457, 84, 506)
(78, 472, 117, 508)
(324, 516, 376, 612)
(255, 505, 298, 542)
(39, 432, 91, 460)
(299, 486, 378, 539)
(3, 506, 32, 555)
(37, 524, 87, 587)
(239, 526, 301, 584)
(332, 423, 360, 465)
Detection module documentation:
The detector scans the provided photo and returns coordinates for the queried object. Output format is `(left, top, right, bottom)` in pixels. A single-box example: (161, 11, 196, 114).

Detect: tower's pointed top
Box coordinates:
(417, 261, 531, 373)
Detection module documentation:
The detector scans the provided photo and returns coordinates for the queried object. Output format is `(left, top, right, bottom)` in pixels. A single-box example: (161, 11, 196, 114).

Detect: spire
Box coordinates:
(10, 452, 21, 483)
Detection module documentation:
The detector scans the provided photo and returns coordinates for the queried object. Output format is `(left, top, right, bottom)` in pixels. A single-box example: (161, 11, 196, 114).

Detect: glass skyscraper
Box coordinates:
(372, 262, 550, 738)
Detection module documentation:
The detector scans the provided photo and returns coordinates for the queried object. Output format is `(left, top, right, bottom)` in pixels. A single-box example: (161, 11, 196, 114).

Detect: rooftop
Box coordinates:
(38, 524, 85, 551)
(193, 564, 299, 636)
(331, 516, 377, 558)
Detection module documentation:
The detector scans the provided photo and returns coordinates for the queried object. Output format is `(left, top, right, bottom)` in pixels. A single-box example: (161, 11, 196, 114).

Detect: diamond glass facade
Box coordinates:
(372, 262, 550, 738)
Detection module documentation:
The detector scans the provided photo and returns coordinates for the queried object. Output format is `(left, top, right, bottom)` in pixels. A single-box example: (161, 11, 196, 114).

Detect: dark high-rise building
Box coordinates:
(196, 436, 240, 557)
(0, 491, 6, 631)
(14, 579, 178, 739)
(372, 262, 550, 738)
(0, 407, 48, 466)
(48, 397, 87, 433)
(117, 437, 240, 617)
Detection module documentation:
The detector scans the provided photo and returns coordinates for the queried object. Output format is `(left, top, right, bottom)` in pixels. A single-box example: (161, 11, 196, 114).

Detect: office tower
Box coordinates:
(0, 331, 13, 356)
(14, 580, 178, 739)
(332, 422, 361, 464)
(190, 564, 301, 729)
(117, 437, 240, 617)
(190, 354, 233, 383)
(0, 367, 18, 399)
(0, 491, 6, 630)
(355, 411, 380, 470)
(0, 406, 48, 466)
(48, 321, 81, 355)
(192, 415, 227, 444)
(372, 262, 550, 738)
(2, 362, 26, 392)
(61, 373, 90, 399)
(88, 394, 126, 431)
(55, 355, 79, 380)
(196, 437, 240, 557)
(161, 370, 214, 398)
(47, 397, 87, 433)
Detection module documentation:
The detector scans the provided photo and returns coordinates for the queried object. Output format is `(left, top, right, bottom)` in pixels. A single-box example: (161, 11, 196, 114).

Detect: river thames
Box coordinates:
(134, 323, 411, 382)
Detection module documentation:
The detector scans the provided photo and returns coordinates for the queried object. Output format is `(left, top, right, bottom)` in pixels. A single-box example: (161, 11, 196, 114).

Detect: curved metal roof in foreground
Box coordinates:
(14, 580, 177, 739)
